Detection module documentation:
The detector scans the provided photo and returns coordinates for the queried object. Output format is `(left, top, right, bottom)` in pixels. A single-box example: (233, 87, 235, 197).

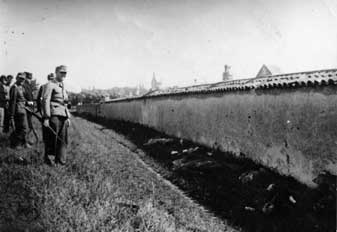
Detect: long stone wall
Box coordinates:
(77, 70, 337, 187)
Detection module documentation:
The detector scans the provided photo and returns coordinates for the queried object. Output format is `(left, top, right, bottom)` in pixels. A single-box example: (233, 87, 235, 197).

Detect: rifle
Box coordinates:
(23, 105, 39, 145)
(24, 106, 66, 145)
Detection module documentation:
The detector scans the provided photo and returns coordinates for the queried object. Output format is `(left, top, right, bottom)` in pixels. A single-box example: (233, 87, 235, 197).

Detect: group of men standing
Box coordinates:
(0, 65, 71, 166)
(0, 74, 13, 133)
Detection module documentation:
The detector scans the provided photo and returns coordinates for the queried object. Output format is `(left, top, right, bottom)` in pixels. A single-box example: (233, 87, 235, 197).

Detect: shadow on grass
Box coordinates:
(77, 113, 336, 232)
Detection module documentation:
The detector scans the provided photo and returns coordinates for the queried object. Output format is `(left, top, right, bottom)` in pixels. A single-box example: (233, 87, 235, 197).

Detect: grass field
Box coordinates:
(0, 117, 233, 232)
(80, 115, 336, 232)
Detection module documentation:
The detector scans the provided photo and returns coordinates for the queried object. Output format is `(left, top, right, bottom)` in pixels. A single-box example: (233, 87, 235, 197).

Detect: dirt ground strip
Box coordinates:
(0, 117, 233, 232)
(79, 114, 336, 232)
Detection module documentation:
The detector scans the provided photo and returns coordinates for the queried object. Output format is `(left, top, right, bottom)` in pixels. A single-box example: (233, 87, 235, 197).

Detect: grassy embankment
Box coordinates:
(80, 114, 336, 232)
(0, 117, 232, 232)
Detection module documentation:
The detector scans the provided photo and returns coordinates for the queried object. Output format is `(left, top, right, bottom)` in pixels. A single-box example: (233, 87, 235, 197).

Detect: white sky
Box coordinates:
(0, 0, 336, 92)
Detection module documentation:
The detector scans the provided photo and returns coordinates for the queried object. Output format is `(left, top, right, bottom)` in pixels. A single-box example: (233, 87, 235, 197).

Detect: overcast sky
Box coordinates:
(0, 0, 336, 92)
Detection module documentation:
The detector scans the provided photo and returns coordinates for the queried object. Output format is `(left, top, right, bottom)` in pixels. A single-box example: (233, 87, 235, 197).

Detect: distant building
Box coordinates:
(135, 84, 148, 96)
(256, 64, 272, 78)
(151, 72, 161, 90)
(103, 95, 110, 102)
(136, 85, 141, 96)
(222, 65, 232, 81)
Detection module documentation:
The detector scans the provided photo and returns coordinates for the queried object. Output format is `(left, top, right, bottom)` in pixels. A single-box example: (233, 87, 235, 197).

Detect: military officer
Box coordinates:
(37, 73, 55, 155)
(8, 73, 29, 148)
(3, 75, 13, 133)
(23, 72, 35, 143)
(37, 73, 55, 113)
(0, 75, 10, 133)
(23, 72, 34, 106)
(42, 65, 70, 166)
(6, 75, 13, 87)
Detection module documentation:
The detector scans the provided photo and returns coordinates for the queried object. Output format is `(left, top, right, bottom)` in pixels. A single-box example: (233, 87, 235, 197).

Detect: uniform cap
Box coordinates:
(24, 72, 33, 80)
(56, 65, 67, 73)
(47, 73, 55, 80)
(16, 72, 25, 79)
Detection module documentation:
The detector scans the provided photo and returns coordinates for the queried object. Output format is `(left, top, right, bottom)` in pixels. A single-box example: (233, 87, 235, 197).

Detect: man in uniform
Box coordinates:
(6, 75, 13, 87)
(36, 73, 55, 155)
(0, 75, 10, 133)
(42, 66, 70, 165)
(8, 73, 29, 148)
(37, 73, 55, 113)
(23, 72, 35, 142)
(4, 75, 13, 133)
(23, 72, 34, 104)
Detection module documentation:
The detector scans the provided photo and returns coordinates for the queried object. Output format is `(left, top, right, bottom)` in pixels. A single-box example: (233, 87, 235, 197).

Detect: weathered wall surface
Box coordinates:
(77, 86, 337, 187)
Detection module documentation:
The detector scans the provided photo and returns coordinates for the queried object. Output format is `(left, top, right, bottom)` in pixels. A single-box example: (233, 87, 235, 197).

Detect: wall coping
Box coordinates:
(96, 69, 337, 104)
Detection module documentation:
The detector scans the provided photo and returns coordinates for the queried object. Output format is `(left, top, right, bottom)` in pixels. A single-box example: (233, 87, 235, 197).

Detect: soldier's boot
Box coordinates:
(44, 145, 54, 166)
(3, 123, 9, 133)
(24, 143, 32, 148)
(44, 155, 54, 166)
(55, 145, 66, 165)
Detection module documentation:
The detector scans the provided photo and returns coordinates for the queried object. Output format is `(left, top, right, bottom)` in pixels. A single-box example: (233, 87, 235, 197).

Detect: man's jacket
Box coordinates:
(0, 83, 9, 108)
(41, 80, 69, 119)
(23, 81, 34, 102)
(36, 83, 48, 113)
(9, 84, 27, 117)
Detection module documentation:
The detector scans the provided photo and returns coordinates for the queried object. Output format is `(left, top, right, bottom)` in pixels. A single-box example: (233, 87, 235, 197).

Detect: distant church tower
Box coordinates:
(222, 65, 232, 81)
(136, 84, 141, 96)
(151, 72, 161, 90)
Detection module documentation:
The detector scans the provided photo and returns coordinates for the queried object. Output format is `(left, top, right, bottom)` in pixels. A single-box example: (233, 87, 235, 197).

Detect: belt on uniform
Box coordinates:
(51, 101, 66, 106)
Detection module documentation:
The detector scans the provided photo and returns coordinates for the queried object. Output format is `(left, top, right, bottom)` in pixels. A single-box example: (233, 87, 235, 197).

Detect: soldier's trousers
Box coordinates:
(3, 106, 9, 133)
(44, 116, 68, 163)
(10, 112, 28, 147)
(27, 112, 33, 129)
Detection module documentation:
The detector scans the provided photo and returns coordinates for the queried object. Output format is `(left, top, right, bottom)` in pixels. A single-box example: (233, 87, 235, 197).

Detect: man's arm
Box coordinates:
(23, 81, 33, 101)
(0, 85, 5, 106)
(8, 85, 17, 118)
(36, 85, 43, 113)
(64, 90, 71, 119)
(41, 83, 53, 119)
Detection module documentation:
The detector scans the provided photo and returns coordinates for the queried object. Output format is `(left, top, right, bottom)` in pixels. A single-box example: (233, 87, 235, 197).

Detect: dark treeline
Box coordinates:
(68, 86, 149, 105)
